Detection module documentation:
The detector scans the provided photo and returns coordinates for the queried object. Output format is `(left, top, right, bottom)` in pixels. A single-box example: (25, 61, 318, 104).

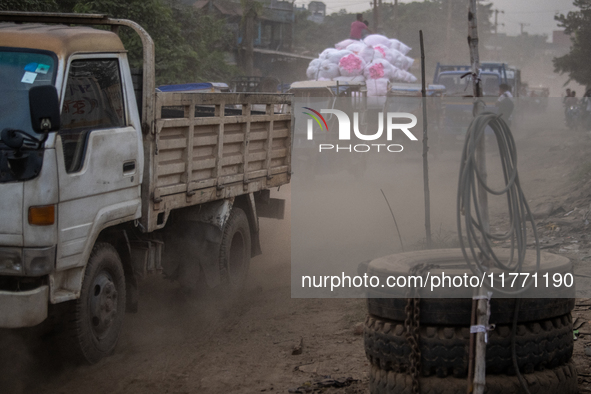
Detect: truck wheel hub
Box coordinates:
(90, 273, 118, 338)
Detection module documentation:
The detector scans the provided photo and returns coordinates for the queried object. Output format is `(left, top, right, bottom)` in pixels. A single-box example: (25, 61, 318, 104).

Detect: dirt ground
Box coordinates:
(3, 100, 591, 394)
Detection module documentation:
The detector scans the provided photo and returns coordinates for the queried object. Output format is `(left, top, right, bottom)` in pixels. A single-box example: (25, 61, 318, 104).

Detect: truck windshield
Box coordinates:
(438, 73, 500, 97)
(0, 50, 56, 140)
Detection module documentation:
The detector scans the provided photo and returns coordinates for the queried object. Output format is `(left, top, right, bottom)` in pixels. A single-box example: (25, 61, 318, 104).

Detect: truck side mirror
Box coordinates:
(29, 85, 60, 132)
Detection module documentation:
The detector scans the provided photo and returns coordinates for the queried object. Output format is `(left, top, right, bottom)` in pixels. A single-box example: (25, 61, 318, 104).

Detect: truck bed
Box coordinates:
(141, 92, 292, 232)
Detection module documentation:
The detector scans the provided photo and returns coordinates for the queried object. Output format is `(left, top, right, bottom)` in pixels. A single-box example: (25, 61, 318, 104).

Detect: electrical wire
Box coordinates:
(456, 112, 541, 295)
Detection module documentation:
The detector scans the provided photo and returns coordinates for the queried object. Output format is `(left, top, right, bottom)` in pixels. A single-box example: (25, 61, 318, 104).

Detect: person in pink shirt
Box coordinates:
(350, 14, 371, 40)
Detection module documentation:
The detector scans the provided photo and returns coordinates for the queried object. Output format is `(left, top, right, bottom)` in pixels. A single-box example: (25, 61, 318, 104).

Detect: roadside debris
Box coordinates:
(288, 376, 360, 393)
(292, 338, 304, 355)
(353, 323, 364, 336)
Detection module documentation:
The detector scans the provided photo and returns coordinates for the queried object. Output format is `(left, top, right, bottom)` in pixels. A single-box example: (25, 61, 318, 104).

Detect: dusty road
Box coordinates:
(3, 99, 591, 394)
(1, 185, 371, 394)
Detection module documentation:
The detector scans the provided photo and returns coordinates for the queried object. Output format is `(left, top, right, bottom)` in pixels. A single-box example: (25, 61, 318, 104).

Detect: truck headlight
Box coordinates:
(0, 248, 23, 275)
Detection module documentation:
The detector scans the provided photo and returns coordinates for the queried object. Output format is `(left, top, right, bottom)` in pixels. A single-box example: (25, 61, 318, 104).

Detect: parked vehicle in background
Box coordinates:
(434, 70, 501, 140)
(0, 11, 292, 364)
(434, 62, 521, 96)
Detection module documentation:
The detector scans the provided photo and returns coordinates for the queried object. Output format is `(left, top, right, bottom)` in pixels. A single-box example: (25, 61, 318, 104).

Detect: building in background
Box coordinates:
(194, 0, 313, 84)
(307, 1, 326, 23)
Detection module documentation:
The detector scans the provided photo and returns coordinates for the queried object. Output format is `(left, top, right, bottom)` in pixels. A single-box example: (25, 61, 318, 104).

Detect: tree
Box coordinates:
(0, 0, 57, 11)
(554, 0, 591, 87)
(1, 0, 237, 85)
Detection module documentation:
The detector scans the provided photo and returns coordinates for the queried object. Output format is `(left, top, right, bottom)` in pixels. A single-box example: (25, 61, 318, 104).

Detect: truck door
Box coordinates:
(55, 55, 141, 271)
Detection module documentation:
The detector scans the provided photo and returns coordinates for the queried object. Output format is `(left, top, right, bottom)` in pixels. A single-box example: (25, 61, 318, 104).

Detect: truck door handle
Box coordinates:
(123, 161, 136, 173)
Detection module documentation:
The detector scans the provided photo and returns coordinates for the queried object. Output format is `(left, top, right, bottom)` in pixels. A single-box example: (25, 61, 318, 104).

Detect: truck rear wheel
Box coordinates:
(219, 207, 251, 291)
(61, 243, 126, 364)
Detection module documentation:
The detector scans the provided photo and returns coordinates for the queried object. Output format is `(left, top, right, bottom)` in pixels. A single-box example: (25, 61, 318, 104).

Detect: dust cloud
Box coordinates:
(290, 97, 582, 297)
(0, 101, 586, 393)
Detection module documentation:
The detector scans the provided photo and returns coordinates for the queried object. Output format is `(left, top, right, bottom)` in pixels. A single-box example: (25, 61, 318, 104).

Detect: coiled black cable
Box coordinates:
(456, 112, 540, 294)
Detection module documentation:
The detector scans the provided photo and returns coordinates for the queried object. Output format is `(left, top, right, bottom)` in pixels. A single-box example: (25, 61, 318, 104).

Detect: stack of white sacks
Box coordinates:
(306, 34, 417, 97)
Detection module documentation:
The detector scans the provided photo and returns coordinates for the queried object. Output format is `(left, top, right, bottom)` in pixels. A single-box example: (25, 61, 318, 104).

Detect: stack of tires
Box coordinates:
(361, 249, 578, 394)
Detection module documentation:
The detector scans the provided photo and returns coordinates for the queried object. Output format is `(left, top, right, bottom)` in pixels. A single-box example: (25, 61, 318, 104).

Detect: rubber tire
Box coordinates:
(361, 248, 574, 325)
(365, 249, 573, 299)
(59, 243, 126, 364)
(364, 314, 573, 377)
(219, 207, 251, 291)
(367, 297, 575, 326)
(369, 361, 577, 394)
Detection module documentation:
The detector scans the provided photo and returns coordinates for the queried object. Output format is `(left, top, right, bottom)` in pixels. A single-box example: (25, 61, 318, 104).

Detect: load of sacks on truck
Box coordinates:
(306, 34, 417, 97)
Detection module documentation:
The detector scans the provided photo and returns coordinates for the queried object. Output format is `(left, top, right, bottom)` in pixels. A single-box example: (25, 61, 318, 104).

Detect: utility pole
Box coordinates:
(243, 6, 256, 75)
(519, 22, 530, 35)
(493, 9, 504, 60)
(445, 0, 453, 63)
(393, 0, 399, 37)
(378, 0, 382, 33)
(373, 0, 378, 33)
(468, 2, 490, 394)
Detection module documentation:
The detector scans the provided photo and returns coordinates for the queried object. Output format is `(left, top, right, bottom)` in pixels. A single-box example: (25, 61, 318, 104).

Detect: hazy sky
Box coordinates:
(311, 0, 578, 40)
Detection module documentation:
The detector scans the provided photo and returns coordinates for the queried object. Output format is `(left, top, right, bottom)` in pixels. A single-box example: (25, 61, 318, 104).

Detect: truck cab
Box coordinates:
(0, 22, 143, 327)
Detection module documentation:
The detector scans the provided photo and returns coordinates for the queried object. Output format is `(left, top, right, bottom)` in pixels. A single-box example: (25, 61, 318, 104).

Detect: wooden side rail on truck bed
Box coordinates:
(142, 92, 293, 231)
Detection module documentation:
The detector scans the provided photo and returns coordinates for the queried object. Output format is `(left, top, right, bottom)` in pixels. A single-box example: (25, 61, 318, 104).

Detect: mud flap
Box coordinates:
(162, 221, 222, 290)
(161, 199, 235, 290)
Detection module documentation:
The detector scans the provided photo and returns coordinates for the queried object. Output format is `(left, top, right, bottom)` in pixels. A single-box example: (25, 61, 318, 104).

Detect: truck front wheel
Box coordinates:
(219, 207, 251, 291)
(61, 243, 126, 364)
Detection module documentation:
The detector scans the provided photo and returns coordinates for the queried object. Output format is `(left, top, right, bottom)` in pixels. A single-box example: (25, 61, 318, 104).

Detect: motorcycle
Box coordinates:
(580, 98, 591, 131)
(565, 104, 580, 130)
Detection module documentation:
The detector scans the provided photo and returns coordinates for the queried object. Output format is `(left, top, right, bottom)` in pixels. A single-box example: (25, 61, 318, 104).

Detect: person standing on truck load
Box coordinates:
(564, 88, 572, 104)
(350, 14, 371, 40)
(497, 83, 514, 125)
(363, 21, 371, 38)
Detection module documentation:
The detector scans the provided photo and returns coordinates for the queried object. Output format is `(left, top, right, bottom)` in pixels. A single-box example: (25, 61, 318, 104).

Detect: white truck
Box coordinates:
(0, 12, 292, 363)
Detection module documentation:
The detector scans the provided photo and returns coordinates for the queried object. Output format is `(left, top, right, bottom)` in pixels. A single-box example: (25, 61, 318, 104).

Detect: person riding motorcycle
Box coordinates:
(564, 91, 580, 129)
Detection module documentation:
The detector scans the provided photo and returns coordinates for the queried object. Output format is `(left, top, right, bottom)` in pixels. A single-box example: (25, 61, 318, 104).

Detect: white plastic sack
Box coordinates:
(318, 60, 340, 80)
(391, 67, 406, 82)
(371, 44, 390, 60)
(392, 55, 414, 71)
(338, 53, 366, 77)
(398, 70, 418, 83)
(335, 39, 358, 50)
(383, 47, 403, 65)
(319, 48, 338, 60)
(346, 42, 375, 64)
(306, 58, 322, 80)
(363, 34, 391, 48)
(389, 39, 411, 55)
(364, 58, 395, 80)
(327, 50, 353, 64)
(366, 78, 389, 97)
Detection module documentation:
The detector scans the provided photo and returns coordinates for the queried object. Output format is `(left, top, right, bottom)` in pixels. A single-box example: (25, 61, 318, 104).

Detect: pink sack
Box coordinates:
(368, 63, 385, 79)
(338, 54, 366, 77)
(364, 59, 394, 80)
